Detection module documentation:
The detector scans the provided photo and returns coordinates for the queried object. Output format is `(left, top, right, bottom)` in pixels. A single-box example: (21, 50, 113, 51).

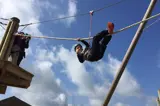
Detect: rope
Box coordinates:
(0, 22, 7, 26)
(0, 24, 5, 30)
(15, 12, 160, 41)
(0, 18, 9, 21)
(94, 0, 127, 13)
(19, 24, 29, 32)
(88, 10, 94, 44)
(144, 17, 160, 29)
(0, 21, 7, 30)
(19, 0, 127, 26)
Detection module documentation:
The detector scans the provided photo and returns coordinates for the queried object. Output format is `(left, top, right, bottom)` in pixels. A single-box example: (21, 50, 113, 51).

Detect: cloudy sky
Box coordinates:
(0, 0, 160, 106)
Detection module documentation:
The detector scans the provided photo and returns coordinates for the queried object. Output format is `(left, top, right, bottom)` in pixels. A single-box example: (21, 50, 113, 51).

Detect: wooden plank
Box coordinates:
(0, 21, 12, 53)
(0, 84, 7, 94)
(0, 72, 31, 88)
(1, 60, 34, 81)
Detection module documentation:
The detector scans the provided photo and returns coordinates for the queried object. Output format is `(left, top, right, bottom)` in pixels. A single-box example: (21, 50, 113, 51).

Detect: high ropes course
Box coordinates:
(0, 0, 160, 106)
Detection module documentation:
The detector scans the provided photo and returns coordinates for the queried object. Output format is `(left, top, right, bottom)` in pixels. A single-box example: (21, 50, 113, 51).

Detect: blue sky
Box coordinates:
(0, 0, 160, 106)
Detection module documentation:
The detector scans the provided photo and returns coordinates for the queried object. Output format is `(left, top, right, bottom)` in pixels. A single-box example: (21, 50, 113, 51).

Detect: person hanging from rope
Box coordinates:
(9, 32, 31, 66)
(74, 22, 114, 63)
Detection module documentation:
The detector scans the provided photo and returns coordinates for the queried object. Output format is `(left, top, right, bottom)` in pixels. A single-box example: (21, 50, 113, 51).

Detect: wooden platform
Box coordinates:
(0, 60, 34, 94)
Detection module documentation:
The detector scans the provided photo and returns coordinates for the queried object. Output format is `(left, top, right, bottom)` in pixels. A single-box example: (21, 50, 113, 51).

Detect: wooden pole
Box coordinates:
(0, 17, 19, 94)
(103, 0, 157, 106)
(0, 17, 20, 61)
(0, 17, 19, 78)
(0, 21, 12, 52)
(4, 18, 19, 60)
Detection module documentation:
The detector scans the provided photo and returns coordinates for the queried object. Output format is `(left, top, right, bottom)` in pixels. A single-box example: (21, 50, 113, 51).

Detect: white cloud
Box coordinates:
(56, 46, 95, 96)
(0, 0, 156, 106)
(0, 0, 68, 106)
(25, 47, 33, 56)
(67, 0, 77, 24)
(107, 54, 141, 97)
(58, 0, 77, 26)
(145, 96, 157, 106)
(114, 102, 130, 106)
(10, 53, 66, 106)
(44, 45, 142, 106)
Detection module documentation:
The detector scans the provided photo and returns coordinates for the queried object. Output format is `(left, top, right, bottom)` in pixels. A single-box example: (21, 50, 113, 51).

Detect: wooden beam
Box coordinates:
(0, 21, 12, 52)
(103, 0, 157, 106)
(4, 61, 34, 81)
(0, 60, 33, 88)
(0, 17, 19, 60)
(4, 18, 20, 61)
(0, 72, 31, 88)
(0, 17, 20, 78)
(0, 17, 34, 93)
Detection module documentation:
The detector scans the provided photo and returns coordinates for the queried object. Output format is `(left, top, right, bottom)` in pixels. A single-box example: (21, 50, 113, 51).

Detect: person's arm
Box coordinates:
(80, 40, 90, 47)
(77, 38, 90, 47)
(24, 36, 31, 48)
(77, 53, 85, 63)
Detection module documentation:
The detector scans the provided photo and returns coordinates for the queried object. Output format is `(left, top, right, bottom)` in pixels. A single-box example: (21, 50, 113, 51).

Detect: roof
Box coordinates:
(0, 96, 31, 106)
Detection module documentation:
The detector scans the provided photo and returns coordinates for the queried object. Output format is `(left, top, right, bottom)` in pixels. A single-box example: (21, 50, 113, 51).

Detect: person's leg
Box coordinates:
(92, 30, 109, 43)
(92, 30, 108, 49)
(90, 30, 109, 60)
(99, 34, 112, 59)
(10, 45, 21, 65)
(101, 34, 112, 46)
(17, 52, 24, 66)
(11, 52, 19, 65)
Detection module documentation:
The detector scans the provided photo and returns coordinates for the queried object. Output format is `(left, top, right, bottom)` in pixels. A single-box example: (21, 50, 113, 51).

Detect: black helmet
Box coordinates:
(74, 44, 82, 51)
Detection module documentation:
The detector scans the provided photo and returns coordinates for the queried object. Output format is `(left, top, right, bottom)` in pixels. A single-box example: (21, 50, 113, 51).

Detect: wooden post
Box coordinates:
(0, 17, 20, 61)
(0, 17, 19, 77)
(0, 17, 33, 93)
(0, 21, 12, 52)
(0, 17, 19, 94)
(103, 0, 157, 106)
(0, 19, 12, 94)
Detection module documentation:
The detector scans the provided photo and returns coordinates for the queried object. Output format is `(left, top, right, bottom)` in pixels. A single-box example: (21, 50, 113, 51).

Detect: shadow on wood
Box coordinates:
(0, 84, 7, 94)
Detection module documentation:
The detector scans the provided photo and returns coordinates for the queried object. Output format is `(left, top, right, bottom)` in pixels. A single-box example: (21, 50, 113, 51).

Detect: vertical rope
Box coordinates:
(19, 24, 29, 32)
(88, 10, 94, 45)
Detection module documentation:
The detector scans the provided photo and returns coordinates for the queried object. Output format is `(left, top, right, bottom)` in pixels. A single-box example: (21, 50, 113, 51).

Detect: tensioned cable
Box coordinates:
(0, 22, 7, 26)
(0, 24, 5, 30)
(0, 18, 9, 21)
(15, 12, 160, 41)
(144, 17, 160, 29)
(19, 0, 127, 26)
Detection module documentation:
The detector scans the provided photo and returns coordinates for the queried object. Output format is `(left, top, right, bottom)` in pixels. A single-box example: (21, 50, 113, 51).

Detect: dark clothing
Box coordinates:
(17, 51, 25, 66)
(13, 36, 30, 51)
(10, 34, 31, 66)
(77, 30, 112, 63)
